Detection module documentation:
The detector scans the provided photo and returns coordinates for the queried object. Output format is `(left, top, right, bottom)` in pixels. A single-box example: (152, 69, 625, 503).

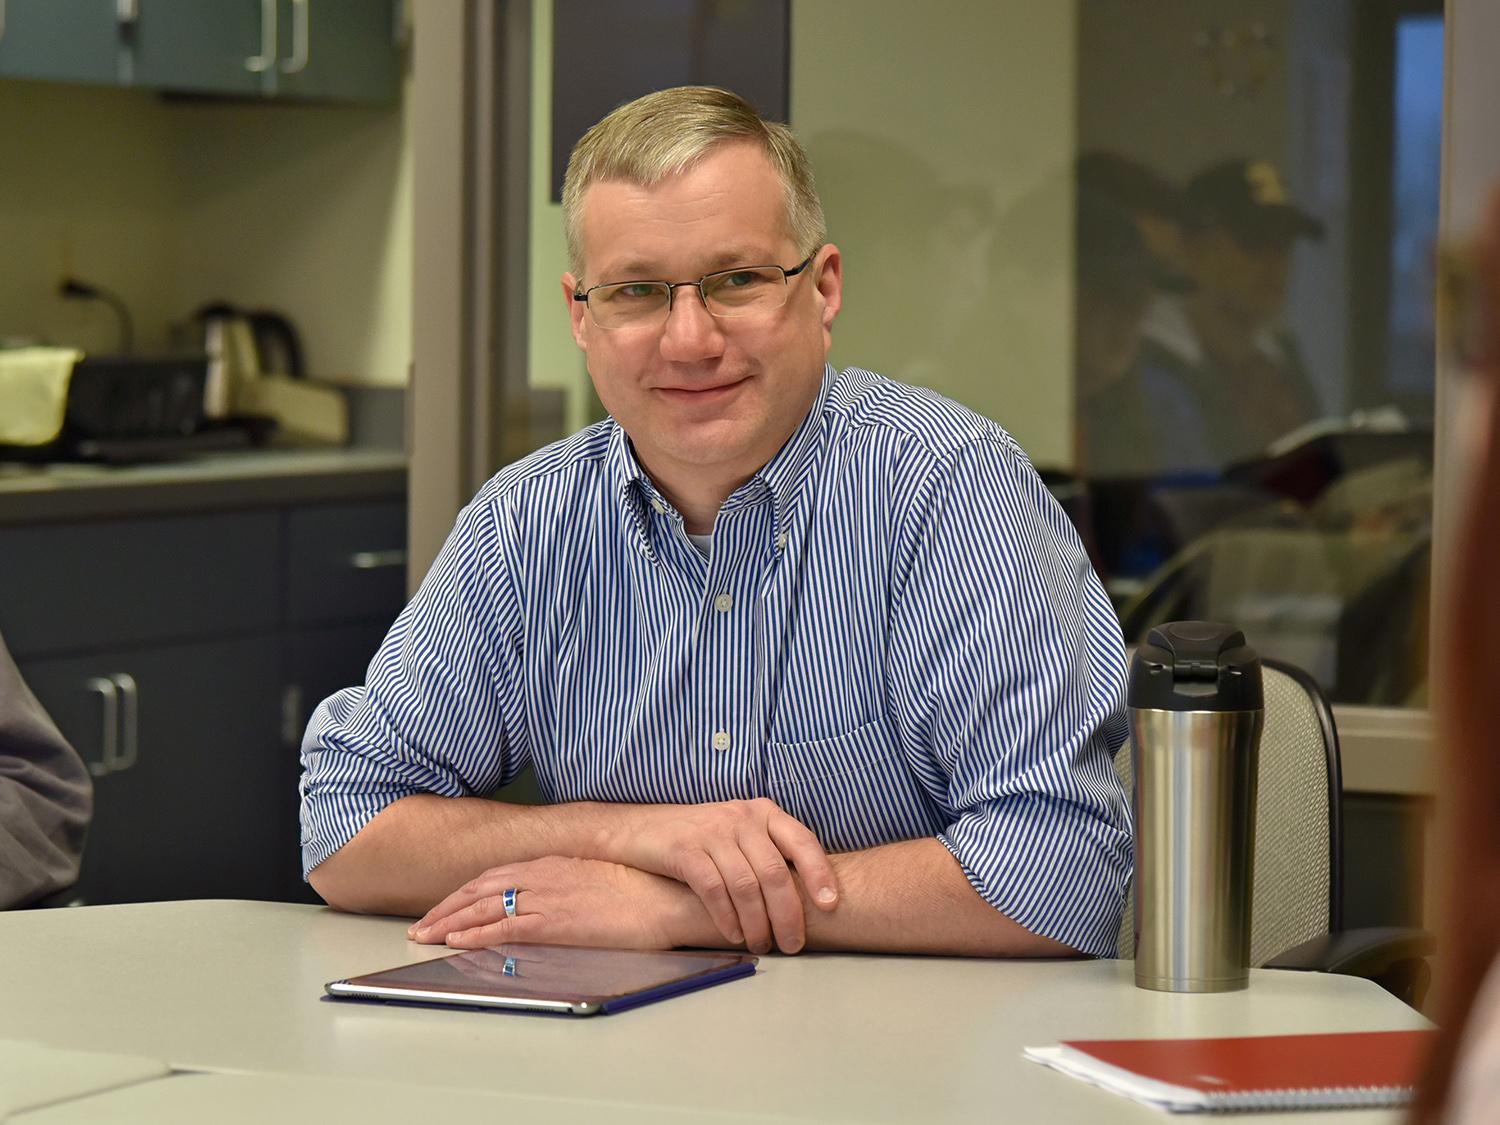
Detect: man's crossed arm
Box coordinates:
(307, 794, 1075, 958)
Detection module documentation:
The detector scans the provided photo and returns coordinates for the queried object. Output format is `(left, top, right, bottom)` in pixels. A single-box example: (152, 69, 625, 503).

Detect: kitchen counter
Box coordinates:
(0, 447, 406, 524)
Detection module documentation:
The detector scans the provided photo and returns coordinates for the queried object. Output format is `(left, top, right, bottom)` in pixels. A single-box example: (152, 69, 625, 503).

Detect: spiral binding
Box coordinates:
(1206, 1084, 1415, 1111)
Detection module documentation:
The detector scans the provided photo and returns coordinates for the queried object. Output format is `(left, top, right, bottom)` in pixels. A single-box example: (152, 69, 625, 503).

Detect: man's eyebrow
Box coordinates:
(593, 247, 784, 283)
(594, 259, 660, 282)
(702, 246, 782, 270)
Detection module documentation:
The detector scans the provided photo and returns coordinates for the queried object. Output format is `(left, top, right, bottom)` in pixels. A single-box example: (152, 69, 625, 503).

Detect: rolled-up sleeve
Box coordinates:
(299, 495, 529, 876)
(0, 630, 92, 909)
(888, 436, 1132, 957)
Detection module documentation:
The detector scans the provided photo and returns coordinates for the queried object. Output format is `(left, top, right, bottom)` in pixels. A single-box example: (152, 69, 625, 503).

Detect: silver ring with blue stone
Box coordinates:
(502, 887, 518, 919)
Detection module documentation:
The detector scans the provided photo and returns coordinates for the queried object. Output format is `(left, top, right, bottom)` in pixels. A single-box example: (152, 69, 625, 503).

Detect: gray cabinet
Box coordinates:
(0, 0, 399, 103)
(0, 0, 122, 86)
(272, 0, 400, 105)
(130, 0, 270, 98)
(278, 620, 390, 902)
(24, 637, 283, 904)
(0, 494, 407, 905)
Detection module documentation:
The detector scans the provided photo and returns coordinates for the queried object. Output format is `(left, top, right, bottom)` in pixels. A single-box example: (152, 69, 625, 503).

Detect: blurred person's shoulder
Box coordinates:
(1447, 953, 1500, 1123)
(1139, 295, 1203, 368)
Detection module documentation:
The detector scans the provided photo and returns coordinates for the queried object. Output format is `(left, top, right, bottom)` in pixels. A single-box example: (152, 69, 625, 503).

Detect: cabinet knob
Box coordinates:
(110, 672, 140, 772)
(281, 684, 305, 749)
(280, 0, 310, 74)
(83, 677, 119, 778)
(245, 0, 277, 73)
(348, 549, 407, 571)
(83, 673, 140, 775)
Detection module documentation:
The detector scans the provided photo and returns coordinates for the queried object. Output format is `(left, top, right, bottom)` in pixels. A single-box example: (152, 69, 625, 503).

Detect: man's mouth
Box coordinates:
(654, 375, 750, 402)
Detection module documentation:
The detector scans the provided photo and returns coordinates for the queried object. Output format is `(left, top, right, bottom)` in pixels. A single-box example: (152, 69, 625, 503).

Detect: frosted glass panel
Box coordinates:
(791, 1, 1076, 466)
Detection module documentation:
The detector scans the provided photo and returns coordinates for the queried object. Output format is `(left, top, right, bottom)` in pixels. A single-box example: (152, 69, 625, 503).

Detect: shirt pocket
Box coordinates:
(766, 721, 941, 853)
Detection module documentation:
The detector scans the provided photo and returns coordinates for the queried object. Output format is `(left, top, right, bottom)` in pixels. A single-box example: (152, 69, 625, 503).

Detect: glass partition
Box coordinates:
(519, 1, 1443, 709)
(788, 0, 1441, 710)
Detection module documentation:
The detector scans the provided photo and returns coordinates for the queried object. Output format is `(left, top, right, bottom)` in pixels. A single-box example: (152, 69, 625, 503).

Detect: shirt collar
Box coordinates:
(727, 363, 832, 538)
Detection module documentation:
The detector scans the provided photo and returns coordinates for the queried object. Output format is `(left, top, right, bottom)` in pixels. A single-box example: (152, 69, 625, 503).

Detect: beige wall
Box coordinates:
(169, 89, 412, 386)
(791, 1, 1078, 465)
(527, 0, 594, 434)
(0, 78, 411, 386)
(0, 84, 181, 355)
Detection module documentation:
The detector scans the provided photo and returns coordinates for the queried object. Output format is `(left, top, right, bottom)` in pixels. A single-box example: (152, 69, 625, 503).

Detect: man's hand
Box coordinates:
(604, 798, 840, 954)
(407, 855, 711, 951)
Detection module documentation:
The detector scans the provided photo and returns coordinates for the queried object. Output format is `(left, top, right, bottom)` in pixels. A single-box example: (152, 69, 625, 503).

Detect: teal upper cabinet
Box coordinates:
(0, 0, 125, 86)
(0, 0, 399, 104)
(131, 0, 270, 97)
(271, 0, 401, 105)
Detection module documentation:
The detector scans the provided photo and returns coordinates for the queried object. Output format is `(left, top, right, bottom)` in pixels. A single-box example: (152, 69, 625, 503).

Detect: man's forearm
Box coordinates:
(308, 793, 635, 915)
(310, 793, 841, 953)
(668, 836, 1079, 958)
(315, 800, 1084, 957)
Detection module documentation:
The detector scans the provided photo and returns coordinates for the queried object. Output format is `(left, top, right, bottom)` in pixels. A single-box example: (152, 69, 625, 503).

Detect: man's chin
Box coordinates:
(652, 422, 767, 476)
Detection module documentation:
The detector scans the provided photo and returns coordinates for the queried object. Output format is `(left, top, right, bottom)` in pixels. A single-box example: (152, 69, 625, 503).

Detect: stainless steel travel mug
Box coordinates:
(1129, 622, 1263, 993)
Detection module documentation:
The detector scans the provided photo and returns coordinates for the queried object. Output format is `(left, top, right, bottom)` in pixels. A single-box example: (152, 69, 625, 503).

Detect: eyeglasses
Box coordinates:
(573, 252, 817, 329)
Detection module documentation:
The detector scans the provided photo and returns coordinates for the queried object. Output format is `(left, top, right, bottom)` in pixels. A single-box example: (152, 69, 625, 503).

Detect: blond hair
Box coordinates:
(561, 86, 826, 278)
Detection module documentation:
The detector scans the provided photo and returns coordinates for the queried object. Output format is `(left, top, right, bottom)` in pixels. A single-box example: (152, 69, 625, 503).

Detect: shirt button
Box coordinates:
(713, 593, 733, 613)
(775, 532, 788, 551)
(712, 730, 732, 751)
(650, 498, 667, 515)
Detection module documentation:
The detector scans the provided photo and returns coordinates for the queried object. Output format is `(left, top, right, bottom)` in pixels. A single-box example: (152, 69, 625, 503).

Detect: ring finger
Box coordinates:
(414, 885, 526, 944)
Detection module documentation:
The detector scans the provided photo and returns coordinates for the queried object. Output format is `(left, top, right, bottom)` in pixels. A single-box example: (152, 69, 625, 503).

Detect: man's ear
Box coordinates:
(562, 273, 588, 351)
(814, 244, 844, 333)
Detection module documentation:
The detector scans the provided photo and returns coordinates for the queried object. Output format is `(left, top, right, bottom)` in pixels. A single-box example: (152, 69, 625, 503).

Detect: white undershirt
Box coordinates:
(687, 532, 712, 559)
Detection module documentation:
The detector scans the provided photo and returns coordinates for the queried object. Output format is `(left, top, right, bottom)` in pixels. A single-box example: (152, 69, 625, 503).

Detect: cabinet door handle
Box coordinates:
(280, 0, 310, 74)
(348, 549, 407, 571)
(83, 677, 119, 778)
(245, 0, 277, 72)
(109, 672, 140, 772)
(280, 683, 305, 749)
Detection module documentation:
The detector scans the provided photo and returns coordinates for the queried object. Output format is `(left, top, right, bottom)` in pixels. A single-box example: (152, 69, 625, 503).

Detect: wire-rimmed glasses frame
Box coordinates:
(572, 252, 818, 329)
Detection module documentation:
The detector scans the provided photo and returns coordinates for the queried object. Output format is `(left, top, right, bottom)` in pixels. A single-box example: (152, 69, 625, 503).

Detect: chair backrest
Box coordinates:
(1115, 658, 1342, 965)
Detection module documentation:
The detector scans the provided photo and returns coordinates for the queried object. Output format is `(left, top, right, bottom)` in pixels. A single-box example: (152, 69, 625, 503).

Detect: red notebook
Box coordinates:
(1024, 1029, 1432, 1112)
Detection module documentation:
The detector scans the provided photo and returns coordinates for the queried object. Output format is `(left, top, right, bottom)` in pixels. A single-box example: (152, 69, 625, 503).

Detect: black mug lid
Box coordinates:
(1128, 621, 1263, 712)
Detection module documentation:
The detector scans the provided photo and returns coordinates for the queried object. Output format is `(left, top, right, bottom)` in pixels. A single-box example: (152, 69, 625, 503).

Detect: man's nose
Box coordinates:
(658, 285, 726, 361)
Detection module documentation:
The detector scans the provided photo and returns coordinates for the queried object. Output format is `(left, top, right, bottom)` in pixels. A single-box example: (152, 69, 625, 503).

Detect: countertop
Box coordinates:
(0, 447, 406, 525)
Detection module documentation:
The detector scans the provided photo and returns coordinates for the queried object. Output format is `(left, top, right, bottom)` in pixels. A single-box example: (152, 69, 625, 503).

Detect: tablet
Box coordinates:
(324, 943, 758, 1016)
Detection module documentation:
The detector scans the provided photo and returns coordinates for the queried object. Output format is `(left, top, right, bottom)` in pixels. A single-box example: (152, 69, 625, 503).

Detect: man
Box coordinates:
(301, 87, 1130, 959)
(1076, 149, 1190, 278)
(1069, 189, 1198, 578)
(1, 627, 91, 909)
(1135, 159, 1327, 472)
(1072, 189, 1194, 481)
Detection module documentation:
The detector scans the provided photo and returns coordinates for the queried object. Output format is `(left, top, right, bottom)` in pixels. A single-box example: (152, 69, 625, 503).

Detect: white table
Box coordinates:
(0, 900, 1430, 1122)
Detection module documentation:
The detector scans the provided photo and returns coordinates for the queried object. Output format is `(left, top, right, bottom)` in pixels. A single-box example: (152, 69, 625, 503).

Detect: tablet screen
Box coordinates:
(341, 943, 754, 1006)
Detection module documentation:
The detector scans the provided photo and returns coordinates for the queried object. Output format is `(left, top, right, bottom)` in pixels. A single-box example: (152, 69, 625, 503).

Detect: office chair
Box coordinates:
(1113, 657, 1434, 1007)
(1118, 523, 1431, 705)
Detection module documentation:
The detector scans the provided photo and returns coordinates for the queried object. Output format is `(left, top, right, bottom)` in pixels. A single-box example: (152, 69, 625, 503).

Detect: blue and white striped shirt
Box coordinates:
(301, 366, 1132, 956)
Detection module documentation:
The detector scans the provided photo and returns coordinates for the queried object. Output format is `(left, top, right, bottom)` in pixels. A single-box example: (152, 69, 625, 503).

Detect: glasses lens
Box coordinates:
(589, 281, 670, 327)
(702, 267, 787, 317)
